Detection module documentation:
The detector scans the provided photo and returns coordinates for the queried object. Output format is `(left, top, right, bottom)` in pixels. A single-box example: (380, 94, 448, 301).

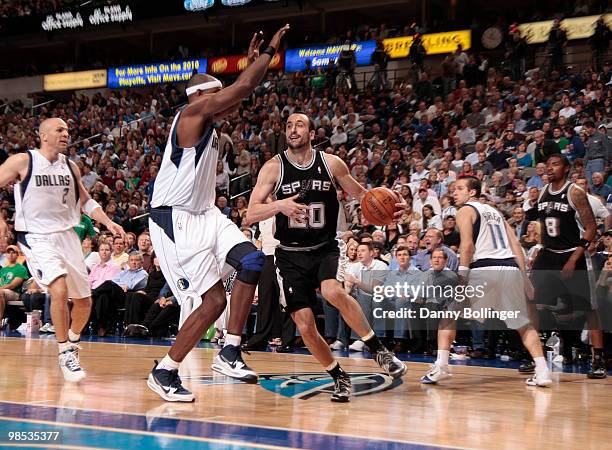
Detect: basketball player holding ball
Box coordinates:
(247, 112, 407, 402)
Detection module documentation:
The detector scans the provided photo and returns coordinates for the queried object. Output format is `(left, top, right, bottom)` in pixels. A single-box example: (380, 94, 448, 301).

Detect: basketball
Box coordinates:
(361, 187, 400, 226)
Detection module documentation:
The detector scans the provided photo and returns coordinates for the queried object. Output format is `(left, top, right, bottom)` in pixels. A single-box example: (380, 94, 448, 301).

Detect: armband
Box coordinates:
(83, 199, 101, 217)
(578, 238, 590, 249)
(262, 46, 276, 58)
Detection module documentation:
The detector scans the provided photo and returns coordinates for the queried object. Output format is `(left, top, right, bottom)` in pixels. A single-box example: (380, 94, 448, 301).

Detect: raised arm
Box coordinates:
(245, 157, 307, 224)
(182, 25, 288, 121)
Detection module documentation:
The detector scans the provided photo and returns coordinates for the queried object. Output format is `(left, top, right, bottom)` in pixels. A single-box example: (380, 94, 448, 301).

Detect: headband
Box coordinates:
(185, 79, 222, 96)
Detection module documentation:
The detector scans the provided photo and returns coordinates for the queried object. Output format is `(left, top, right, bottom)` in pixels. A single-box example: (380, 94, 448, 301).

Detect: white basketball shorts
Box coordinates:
(149, 206, 248, 306)
(17, 228, 90, 299)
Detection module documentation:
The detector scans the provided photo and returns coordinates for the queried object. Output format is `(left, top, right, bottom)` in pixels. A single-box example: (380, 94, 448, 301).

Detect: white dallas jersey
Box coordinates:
(151, 111, 219, 212)
(14, 150, 80, 234)
(465, 201, 514, 261)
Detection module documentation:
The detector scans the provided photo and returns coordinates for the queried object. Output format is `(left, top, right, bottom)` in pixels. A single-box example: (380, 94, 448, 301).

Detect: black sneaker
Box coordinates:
(211, 345, 258, 383)
(587, 357, 608, 379)
(330, 371, 351, 402)
(147, 360, 194, 402)
(518, 360, 535, 373)
(374, 348, 407, 379)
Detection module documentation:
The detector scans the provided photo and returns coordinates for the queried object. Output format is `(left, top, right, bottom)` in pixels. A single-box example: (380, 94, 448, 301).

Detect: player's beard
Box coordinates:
(287, 134, 310, 151)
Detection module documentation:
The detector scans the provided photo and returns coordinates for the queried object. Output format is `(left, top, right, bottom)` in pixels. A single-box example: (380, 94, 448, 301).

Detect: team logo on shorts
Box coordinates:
(37, 269, 43, 278)
(177, 278, 190, 290)
(185, 372, 402, 399)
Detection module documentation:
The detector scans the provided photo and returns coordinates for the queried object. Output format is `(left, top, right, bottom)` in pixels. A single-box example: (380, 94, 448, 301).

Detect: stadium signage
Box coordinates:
(208, 52, 284, 74)
(41, 4, 133, 31)
(284, 41, 377, 73)
(107, 59, 207, 88)
(383, 30, 472, 58)
(43, 70, 107, 92)
(518, 14, 612, 44)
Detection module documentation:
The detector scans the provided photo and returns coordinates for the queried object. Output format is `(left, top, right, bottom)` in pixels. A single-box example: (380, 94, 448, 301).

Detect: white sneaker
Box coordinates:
(48, 325, 55, 333)
(40, 323, 52, 333)
(58, 345, 86, 383)
(420, 363, 452, 384)
(348, 340, 365, 352)
(330, 340, 345, 350)
(525, 371, 553, 387)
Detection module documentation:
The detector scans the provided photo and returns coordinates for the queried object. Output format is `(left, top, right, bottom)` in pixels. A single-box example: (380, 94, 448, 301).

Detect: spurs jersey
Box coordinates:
(151, 111, 219, 211)
(273, 150, 345, 250)
(537, 181, 583, 251)
(464, 201, 514, 262)
(14, 150, 80, 234)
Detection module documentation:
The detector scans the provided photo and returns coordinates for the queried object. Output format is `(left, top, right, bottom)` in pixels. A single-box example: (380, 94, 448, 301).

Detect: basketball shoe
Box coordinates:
(147, 360, 195, 402)
(525, 371, 553, 387)
(330, 370, 352, 402)
(58, 344, 85, 383)
(211, 345, 258, 383)
(587, 356, 608, 379)
(420, 363, 452, 384)
(374, 348, 407, 379)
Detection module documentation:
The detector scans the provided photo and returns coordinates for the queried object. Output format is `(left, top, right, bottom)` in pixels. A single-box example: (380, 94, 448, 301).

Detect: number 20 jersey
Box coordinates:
(273, 150, 343, 250)
(537, 181, 582, 251)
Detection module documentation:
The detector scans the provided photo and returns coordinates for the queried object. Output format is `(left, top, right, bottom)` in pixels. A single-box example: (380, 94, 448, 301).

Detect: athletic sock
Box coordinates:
(68, 329, 80, 343)
(58, 341, 71, 353)
(436, 349, 450, 366)
(362, 331, 384, 353)
(326, 361, 345, 379)
(534, 356, 547, 372)
(224, 333, 242, 348)
(157, 354, 180, 371)
(593, 348, 605, 359)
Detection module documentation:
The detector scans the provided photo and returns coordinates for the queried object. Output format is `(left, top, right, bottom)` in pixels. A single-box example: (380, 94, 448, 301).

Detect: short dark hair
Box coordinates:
(431, 248, 448, 260)
(358, 241, 373, 251)
(584, 120, 596, 129)
(359, 232, 372, 241)
(457, 175, 482, 196)
(546, 154, 570, 167)
(395, 245, 409, 254)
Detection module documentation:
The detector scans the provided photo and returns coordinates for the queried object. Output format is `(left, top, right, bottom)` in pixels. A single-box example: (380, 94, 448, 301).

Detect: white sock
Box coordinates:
(157, 354, 180, 371)
(58, 341, 71, 353)
(224, 334, 241, 348)
(68, 329, 80, 342)
(436, 349, 450, 366)
(325, 361, 339, 371)
(534, 356, 548, 373)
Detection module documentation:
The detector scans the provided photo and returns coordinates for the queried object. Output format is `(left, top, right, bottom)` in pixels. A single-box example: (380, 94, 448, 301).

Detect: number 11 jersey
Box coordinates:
(464, 201, 514, 262)
(273, 150, 344, 250)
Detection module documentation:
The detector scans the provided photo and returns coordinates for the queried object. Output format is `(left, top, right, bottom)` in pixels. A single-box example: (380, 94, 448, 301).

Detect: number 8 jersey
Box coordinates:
(14, 150, 80, 234)
(273, 150, 344, 250)
(537, 181, 583, 251)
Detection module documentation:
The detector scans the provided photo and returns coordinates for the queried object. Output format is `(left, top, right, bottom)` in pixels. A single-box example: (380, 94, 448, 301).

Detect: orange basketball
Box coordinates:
(361, 187, 400, 226)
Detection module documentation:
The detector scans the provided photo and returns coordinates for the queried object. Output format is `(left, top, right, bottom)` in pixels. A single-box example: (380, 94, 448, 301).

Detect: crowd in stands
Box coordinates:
(0, 30, 611, 361)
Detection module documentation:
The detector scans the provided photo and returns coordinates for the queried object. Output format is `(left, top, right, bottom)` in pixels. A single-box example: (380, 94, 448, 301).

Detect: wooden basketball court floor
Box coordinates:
(0, 334, 610, 450)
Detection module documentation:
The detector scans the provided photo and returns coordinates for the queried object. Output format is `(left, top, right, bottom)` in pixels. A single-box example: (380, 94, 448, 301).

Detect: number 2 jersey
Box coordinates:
(537, 181, 583, 252)
(14, 150, 80, 234)
(273, 150, 345, 250)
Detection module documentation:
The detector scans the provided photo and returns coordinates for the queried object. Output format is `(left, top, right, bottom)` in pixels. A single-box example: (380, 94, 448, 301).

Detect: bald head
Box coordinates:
(38, 118, 69, 154)
(39, 118, 66, 135)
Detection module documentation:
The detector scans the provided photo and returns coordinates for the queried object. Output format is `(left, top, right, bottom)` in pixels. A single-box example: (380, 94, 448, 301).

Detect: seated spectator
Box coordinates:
(442, 216, 460, 251)
(92, 252, 148, 336)
(137, 232, 153, 272)
(82, 236, 100, 271)
(0, 245, 28, 324)
(520, 221, 541, 252)
(123, 254, 166, 330)
(88, 242, 120, 290)
(110, 236, 129, 269)
(422, 204, 443, 230)
(412, 228, 458, 271)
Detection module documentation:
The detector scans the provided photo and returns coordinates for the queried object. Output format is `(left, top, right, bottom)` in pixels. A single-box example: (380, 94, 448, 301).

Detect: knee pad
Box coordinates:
(226, 241, 265, 285)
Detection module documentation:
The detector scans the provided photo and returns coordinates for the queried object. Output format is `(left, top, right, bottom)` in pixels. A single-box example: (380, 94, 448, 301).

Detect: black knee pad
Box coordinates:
(226, 241, 265, 285)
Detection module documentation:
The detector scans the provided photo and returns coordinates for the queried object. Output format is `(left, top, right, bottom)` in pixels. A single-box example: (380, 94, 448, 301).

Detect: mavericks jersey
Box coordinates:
(464, 201, 514, 262)
(151, 111, 219, 211)
(537, 181, 583, 251)
(14, 150, 80, 234)
(273, 150, 345, 249)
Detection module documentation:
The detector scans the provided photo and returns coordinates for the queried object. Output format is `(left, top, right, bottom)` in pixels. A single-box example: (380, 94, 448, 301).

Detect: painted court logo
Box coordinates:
(186, 372, 402, 399)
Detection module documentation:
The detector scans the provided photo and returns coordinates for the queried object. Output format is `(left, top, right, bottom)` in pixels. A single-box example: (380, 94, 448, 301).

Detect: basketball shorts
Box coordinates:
(274, 242, 343, 313)
(531, 249, 596, 311)
(453, 266, 530, 330)
(17, 229, 90, 299)
(149, 206, 248, 306)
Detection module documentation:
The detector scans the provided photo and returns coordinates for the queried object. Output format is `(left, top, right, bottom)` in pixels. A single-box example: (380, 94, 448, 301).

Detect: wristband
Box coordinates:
(579, 238, 590, 248)
(262, 46, 276, 57)
(458, 265, 470, 275)
(83, 198, 101, 217)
